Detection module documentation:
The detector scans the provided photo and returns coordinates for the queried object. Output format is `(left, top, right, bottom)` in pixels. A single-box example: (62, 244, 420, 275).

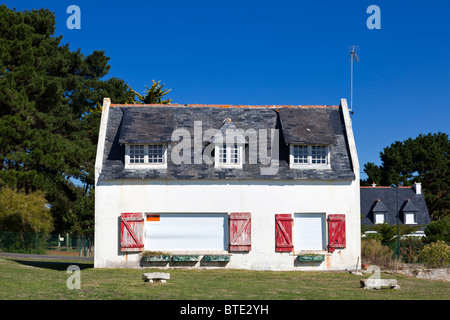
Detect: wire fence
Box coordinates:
(0, 230, 94, 257)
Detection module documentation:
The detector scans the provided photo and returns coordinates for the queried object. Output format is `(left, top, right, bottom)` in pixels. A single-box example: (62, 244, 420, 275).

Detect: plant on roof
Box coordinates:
(127, 80, 173, 104)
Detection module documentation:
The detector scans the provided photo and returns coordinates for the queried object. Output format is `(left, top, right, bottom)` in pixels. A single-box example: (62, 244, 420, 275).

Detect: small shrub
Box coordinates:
(400, 236, 425, 263)
(361, 238, 402, 270)
(418, 240, 450, 268)
(423, 218, 450, 244)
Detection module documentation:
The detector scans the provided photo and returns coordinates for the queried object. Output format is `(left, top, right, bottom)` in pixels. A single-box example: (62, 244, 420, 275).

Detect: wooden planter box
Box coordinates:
(297, 254, 325, 262)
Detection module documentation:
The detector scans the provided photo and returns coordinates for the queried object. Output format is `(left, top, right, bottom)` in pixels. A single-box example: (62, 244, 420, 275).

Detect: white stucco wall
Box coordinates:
(94, 179, 360, 270)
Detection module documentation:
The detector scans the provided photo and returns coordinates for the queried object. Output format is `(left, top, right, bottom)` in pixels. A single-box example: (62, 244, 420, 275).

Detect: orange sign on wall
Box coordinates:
(146, 214, 160, 222)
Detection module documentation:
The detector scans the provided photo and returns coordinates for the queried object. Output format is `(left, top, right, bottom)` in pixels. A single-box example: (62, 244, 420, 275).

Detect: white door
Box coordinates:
(294, 213, 326, 250)
(144, 213, 228, 251)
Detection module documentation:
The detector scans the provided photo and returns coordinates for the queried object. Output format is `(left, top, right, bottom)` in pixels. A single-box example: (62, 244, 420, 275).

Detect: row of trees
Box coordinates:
(0, 5, 172, 236)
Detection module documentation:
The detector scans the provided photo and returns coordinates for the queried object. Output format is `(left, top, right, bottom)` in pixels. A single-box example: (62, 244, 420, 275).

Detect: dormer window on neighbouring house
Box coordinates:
(371, 199, 388, 224)
(290, 145, 330, 168)
(374, 212, 386, 224)
(402, 199, 418, 224)
(125, 144, 167, 169)
(404, 212, 416, 224)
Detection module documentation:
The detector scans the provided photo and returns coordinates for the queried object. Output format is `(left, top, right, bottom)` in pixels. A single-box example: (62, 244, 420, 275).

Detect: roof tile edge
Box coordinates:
(109, 103, 339, 109)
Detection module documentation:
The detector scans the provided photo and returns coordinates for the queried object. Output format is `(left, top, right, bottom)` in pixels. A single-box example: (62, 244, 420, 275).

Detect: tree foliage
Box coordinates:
(0, 187, 53, 234)
(364, 223, 420, 246)
(127, 80, 172, 104)
(363, 132, 450, 221)
(0, 5, 133, 233)
(423, 218, 450, 244)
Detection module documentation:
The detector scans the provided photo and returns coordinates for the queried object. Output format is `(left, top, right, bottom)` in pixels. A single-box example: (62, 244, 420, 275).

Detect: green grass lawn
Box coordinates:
(0, 256, 449, 300)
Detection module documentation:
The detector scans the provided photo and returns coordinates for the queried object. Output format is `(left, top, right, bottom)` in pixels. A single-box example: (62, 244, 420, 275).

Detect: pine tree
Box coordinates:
(0, 5, 134, 233)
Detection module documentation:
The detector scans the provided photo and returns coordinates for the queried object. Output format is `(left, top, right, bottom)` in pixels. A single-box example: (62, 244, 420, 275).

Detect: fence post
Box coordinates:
(35, 233, 38, 255)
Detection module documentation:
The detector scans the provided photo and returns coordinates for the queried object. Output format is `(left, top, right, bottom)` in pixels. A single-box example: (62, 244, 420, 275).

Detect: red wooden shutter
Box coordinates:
(327, 214, 346, 252)
(120, 212, 144, 252)
(229, 212, 251, 252)
(275, 214, 293, 252)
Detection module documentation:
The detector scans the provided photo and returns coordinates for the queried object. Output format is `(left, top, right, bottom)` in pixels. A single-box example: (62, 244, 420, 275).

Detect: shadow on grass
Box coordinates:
(11, 259, 94, 271)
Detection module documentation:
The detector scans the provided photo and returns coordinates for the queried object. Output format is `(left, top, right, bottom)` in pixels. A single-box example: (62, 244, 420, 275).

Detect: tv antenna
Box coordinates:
(349, 45, 359, 113)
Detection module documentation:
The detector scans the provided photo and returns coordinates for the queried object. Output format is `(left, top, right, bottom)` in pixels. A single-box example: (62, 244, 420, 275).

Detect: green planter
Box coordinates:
(172, 255, 199, 262)
(145, 255, 171, 262)
(297, 254, 325, 262)
(203, 255, 231, 262)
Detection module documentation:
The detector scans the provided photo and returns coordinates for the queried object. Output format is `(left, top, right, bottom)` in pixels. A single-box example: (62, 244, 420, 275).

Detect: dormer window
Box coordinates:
(371, 199, 388, 224)
(290, 145, 330, 168)
(125, 144, 167, 169)
(211, 118, 245, 169)
(404, 212, 416, 224)
(401, 199, 418, 225)
(215, 143, 243, 168)
(374, 212, 386, 224)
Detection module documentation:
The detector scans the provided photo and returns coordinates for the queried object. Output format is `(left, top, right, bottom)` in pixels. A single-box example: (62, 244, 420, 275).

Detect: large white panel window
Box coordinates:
(294, 213, 326, 251)
(144, 213, 228, 251)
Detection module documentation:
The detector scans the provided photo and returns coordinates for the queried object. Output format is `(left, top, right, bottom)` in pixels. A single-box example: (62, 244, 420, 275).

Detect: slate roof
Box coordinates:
(360, 186, 430, 230)
(278, 107, 336, 145)
(99, 104, 356, 181)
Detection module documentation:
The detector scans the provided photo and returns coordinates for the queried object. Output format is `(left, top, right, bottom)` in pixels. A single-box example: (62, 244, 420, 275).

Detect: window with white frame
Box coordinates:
(290, 145, 330, 168)
(129, 144, 145, 164)
(311, 146, 328, 164)
(148, 144, 165, 163)
(125, 144, 167, 168)
(404, 212, 416, 224)
(215, 143, 242, 167)
(374, 212, 386, 224)
(292, 145, 308, 164)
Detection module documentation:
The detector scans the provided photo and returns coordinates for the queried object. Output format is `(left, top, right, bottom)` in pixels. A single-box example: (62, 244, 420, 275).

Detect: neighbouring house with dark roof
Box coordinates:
(360, 183, 430, 236)
(94, 98, 360, 270)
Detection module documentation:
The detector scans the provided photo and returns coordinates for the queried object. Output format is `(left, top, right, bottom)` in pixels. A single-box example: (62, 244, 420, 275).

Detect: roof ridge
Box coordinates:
(110, 104, 339, 109)
(361, 186, 412, 189)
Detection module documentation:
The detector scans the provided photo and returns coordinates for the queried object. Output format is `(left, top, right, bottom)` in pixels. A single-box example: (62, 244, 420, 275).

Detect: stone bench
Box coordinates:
(142, 272, 170, 283)
(360, 278, 400, 290)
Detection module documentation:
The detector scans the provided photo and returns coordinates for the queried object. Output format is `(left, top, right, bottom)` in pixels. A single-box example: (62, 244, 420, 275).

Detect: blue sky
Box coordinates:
(4, 1, 450, 180)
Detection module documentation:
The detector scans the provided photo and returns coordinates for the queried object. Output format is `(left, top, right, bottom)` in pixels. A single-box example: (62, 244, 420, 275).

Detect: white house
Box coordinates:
(94, 98, 360, 270)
